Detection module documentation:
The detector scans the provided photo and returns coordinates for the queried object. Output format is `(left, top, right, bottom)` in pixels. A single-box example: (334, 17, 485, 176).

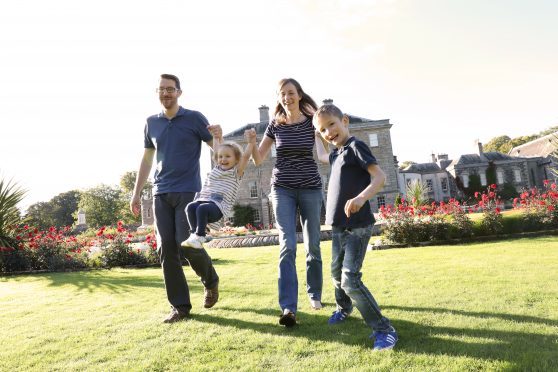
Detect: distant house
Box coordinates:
(221, 101, 400, 227)
(445, 141, 544, 197)
(397, 154, 456, 202)
(508, 132, 558, 182)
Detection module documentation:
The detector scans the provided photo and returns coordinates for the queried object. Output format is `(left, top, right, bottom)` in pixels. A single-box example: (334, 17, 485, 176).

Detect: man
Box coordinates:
(131, 73, 220, 323)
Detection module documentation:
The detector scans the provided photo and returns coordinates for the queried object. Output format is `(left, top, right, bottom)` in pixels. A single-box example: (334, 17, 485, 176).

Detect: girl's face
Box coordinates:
(278, 82, 302, 113)
(217, 146, 238, 170)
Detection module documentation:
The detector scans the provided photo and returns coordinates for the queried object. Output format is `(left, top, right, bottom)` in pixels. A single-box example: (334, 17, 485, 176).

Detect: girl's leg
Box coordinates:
(186, 201, 201, 233)
(195, 202, 223, 236)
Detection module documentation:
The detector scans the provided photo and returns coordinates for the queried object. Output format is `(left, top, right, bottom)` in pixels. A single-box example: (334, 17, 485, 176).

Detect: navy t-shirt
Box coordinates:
(326, 136, 377, 227)
(264, 118, 322, 190)
(144, 106, 212, 195)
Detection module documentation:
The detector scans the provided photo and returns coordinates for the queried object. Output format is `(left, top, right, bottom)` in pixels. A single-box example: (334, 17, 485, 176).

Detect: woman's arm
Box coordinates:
(251, 135, 274, 166)
(314, 132, 330, 164)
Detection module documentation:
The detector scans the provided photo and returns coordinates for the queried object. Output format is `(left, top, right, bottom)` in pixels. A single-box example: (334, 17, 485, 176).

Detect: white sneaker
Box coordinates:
(189, 234, 207, 249)
(181, 233, 200, 248)
(310, 299, 323, 310)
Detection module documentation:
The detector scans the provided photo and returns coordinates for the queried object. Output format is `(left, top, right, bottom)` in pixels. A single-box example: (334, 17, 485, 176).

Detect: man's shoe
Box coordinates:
(372, 326, 398, 350)
(279, 309, 297, 327)
(203, 284, 219, 308)
(328, 310, 349, 325)
(163, 307, 190, 323)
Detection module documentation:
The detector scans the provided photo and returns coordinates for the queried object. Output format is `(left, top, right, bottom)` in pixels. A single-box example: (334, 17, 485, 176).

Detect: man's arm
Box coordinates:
(206, 125, 223, 150)
(344, 164, 386, 218)
(130, 148, 155, 216)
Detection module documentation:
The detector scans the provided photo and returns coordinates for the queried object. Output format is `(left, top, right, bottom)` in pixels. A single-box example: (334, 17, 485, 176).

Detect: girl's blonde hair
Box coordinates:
(214, 141, 243, 163)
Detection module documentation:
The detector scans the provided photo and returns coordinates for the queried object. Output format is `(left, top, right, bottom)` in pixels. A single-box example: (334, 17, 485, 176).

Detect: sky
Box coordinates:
(1, 0, 557, 211)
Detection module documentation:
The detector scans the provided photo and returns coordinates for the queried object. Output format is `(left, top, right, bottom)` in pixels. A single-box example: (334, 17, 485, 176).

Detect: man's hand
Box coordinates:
(344, 196, 366, 218)
(130, 194, 141, 216)
(207, 124, 223, 139)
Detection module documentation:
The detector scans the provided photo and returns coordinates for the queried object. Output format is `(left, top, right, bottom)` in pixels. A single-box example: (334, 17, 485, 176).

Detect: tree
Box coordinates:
(232, 204, 255, 227)
(464, 174, 483, 198)
(25, 190, 81, 228)
(24, 201, 55, 229)
(77, 184, 123, 228)
(483, 135, 511, 153)
(399, 161, 416, 170)
(120, 171, 152, 198)
(0, 177, 25, 248)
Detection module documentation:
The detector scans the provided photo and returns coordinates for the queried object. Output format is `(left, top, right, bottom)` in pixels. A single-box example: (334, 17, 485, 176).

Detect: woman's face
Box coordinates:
(278, 82, 302, 113)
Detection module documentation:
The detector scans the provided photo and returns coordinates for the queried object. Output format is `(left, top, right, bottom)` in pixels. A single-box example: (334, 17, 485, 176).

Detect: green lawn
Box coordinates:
(1, 237, 557, 371)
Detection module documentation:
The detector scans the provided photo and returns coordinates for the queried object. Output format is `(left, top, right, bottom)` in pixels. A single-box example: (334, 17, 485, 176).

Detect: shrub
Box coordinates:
(95, 222, 147, 268)
(0, 177, 26, 249)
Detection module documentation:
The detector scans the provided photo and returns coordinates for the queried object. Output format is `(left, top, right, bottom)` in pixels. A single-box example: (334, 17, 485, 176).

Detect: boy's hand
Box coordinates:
(344, 196, 366, 217)
(245, 128, 257, 144)
(208, 124, 223, 138)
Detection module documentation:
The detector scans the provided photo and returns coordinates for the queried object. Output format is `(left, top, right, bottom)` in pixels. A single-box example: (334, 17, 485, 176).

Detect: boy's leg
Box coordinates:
(331, 226, 353, 313)
(298, 188, 323, 303)
(340, 226, 391, 332)
(270, 187, 299, 314)
(195, 202, 223, 236)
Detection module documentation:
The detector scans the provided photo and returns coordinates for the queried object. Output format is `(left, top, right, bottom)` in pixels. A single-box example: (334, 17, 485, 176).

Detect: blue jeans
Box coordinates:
(331, 225, 391, 332)
(270, 186, 323, 313)
(186, 201, 223, 236)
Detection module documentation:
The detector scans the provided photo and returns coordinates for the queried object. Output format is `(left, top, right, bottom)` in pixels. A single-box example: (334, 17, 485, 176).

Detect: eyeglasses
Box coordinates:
(156, 87, 179, 94)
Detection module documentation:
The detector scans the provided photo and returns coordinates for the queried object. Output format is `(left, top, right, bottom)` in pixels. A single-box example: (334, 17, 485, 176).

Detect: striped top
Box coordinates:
(265, 117, 322, 190)
(195, 165, 241, 218)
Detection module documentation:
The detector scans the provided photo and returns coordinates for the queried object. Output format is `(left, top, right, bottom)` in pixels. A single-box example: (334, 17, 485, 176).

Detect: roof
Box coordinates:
(455, 152, 518, 165)
(508, 132, 558, 158)
(400, 163, 441, 173)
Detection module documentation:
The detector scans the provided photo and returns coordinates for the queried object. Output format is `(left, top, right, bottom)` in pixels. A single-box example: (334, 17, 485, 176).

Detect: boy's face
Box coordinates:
(314, 113, 350, 148)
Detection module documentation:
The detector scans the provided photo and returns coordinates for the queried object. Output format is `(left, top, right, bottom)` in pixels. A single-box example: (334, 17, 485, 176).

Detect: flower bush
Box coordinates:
(473, 184, 504, 236)
(513, 180, 558, 230)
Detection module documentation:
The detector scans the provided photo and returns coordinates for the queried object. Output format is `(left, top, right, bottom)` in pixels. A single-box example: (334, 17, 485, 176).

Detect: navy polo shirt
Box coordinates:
(144, 106, 212, 195)
(326, 136, 377, 228)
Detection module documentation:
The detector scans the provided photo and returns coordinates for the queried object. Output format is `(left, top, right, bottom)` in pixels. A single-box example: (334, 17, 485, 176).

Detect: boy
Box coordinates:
(313, 104, 397, 351)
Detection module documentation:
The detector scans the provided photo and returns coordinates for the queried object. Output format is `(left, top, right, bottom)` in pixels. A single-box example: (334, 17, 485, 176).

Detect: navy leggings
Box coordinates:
(186, 201, 223, 236)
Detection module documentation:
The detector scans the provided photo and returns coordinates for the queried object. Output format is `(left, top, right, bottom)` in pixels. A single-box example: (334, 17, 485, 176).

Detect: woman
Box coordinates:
(251, 78, 323, 327)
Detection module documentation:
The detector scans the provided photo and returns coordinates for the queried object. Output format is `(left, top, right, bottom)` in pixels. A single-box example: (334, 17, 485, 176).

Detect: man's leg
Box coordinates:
(153, 194, 191, 312)
(174, 193, 219, 289)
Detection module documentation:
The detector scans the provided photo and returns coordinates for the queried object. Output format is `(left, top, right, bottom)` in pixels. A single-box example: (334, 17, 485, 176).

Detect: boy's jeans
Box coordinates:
(331, 225, 391, 332)
(270, 186, 323, 313)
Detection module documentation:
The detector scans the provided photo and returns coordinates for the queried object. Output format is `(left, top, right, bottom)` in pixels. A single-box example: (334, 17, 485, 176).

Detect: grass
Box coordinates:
(1, 237, 558, 371)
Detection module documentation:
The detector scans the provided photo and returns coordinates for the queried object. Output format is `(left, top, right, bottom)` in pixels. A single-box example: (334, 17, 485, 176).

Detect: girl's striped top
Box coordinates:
(195, 165, 241, 218)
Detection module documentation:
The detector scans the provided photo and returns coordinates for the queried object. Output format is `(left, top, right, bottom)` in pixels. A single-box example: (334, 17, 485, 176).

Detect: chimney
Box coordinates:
(476, 140, 483, 156)
(322, 98, 333, 105)
(431, 153, 437, 163)
(438, 154, 448, 161)
(258, 105, 269, 123)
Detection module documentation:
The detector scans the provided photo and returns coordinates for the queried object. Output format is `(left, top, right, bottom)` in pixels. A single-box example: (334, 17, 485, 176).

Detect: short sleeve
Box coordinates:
(264, 120, 276, 140)
(144, 123, 154, 148)
(352, 140, 377, 170)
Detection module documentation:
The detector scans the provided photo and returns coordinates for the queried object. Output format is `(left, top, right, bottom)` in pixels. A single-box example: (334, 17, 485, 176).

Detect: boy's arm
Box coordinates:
(314, 132, 330, 164)
(344, 164, 386, 217)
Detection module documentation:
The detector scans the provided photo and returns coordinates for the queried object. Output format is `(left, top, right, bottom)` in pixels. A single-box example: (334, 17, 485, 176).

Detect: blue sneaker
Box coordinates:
(328, 310, 349, 325)
(372, 327, 398, 350)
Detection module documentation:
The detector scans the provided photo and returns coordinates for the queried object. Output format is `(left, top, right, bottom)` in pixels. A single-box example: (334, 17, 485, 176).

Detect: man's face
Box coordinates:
(314, 113, 350, 148)
(158, 78, 181, 109)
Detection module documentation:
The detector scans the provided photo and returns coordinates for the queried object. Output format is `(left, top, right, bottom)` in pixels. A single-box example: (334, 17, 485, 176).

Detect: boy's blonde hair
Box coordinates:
(214, 141, 243, 163)
(313, 104, 345, 125)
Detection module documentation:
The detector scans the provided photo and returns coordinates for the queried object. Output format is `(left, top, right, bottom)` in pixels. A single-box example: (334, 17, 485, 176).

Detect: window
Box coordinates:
(480, 173, 487, 186)
(253, 209, 261, 223)
(497, 170, 504, 184)
(271, 144, 276, 158)
(514, 169, 521, 182)
(441, 178, 448, 192)
(368, 133, 379, 147)
(462, 174, 469, 188)
(426, 179, 433, 192)
(377, 195, 386, 208)
(249, 181, 258, 198)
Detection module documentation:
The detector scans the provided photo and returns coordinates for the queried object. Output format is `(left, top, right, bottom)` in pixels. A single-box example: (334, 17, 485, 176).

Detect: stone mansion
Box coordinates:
(141, 101, 399, 228)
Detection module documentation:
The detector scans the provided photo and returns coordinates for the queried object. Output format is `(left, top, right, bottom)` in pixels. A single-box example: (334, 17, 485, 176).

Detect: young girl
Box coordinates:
(181, 130, 256, 249)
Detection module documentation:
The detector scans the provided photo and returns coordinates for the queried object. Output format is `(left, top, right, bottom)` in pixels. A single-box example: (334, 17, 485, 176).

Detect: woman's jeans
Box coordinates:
(186, 200, 223, 236)
(331, 225, 391, 332)
(270, 186, 323, 313)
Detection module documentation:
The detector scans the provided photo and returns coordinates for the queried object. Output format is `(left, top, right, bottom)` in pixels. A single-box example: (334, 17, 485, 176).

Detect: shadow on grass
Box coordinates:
(193, 305, 557, 370)
(39, 271, 165, 293)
